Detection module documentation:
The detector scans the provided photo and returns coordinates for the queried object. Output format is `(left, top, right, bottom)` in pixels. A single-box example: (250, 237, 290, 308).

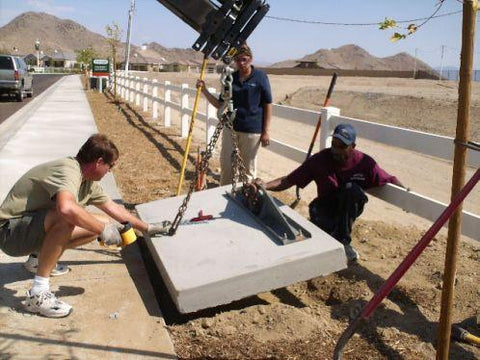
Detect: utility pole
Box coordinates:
(124, 0, 135, 76)
(413, 48, 418, 79)
(439, 45, 445, 80)
(35, 39, 40, 68)
(436, 1, 477, 359)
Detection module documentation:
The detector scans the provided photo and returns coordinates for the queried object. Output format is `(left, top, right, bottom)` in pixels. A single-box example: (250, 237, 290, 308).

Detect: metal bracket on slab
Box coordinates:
(227, 186, 311, 245)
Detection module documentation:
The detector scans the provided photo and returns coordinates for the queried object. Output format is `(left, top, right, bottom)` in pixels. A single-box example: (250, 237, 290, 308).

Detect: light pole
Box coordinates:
(35, 40, 40, 67)
(124, 0, 136, 75)
(439, 45, 445, 80)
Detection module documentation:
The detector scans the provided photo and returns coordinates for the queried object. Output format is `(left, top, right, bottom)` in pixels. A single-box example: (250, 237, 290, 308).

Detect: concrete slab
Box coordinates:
(136, 185, 347, 313)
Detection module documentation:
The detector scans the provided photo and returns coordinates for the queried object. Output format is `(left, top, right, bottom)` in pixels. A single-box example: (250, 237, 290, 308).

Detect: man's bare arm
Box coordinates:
(255, 176, 294, 192)
(56, 191, 105, 234)
(96, 200, 148, 233)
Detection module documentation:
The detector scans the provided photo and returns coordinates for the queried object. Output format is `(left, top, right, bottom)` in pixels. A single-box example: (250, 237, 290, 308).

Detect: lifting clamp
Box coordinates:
(155, 0, 270, 61)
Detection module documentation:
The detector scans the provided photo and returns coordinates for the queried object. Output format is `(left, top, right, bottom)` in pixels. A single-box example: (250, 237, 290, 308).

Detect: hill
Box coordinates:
(134, 42, 205, 64)
(0, 12, 204, 65)
(0, 12, 110, 56)
(270, 44, 434, 72)
(0, 12, 435, 72)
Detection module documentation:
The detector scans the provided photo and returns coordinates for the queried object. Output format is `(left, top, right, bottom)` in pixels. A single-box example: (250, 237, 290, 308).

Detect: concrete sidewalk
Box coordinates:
(0, 75, 176, 359)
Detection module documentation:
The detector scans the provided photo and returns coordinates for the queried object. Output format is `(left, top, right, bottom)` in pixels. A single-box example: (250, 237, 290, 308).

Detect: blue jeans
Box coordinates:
(308, 183, 368, 245)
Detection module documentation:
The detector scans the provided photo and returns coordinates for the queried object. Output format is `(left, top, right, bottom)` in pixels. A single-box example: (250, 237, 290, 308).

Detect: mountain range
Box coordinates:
(0, 11, 434, 72)
(270, 44, 433, 72)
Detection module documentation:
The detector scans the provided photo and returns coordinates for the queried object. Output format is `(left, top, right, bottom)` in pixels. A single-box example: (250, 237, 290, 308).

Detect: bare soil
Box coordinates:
(87, 73, 480, 360)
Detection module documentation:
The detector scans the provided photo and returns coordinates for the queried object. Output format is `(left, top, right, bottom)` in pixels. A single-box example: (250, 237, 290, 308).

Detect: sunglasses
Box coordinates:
(234, 56, 250, 63)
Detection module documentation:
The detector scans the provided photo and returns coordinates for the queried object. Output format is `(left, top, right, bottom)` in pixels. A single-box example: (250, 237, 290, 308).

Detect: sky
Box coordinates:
(0, 0, 479, 68)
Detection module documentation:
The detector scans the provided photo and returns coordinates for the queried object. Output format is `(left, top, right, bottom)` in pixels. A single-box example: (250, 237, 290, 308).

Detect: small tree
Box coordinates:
(379, 0, 446, 42)
(75, 47, 98, 70)
(105, 22, 123, 99)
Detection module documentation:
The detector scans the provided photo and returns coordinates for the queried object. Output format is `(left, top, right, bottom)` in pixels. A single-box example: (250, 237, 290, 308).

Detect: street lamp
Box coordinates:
(34, 40, 40, 67)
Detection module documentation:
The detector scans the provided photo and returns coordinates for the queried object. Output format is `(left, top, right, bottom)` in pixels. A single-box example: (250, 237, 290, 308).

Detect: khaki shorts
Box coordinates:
(220, 128, 261, 186)
(0, 210, 48, 257)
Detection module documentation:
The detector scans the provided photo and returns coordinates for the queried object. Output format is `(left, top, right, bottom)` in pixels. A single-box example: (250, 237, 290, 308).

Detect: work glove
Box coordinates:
(145, 221, 172, 236)
(99, 223, 123, 246)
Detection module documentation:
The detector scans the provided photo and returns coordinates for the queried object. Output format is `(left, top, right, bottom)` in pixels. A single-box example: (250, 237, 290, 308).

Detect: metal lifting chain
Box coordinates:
(229, 121, 249, 193)
(219, 64, 249, 193)
(169, 63, 248, 236)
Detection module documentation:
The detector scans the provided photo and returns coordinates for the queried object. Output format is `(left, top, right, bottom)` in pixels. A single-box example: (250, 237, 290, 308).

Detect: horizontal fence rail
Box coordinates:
(114, 71, 480, 241)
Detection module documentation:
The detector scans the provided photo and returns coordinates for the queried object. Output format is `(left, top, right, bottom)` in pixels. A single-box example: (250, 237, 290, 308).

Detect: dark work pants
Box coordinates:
(308, 183, 368, 246)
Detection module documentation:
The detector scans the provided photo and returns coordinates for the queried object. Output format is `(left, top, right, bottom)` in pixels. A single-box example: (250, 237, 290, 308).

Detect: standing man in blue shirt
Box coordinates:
(197, 44, 273, 185)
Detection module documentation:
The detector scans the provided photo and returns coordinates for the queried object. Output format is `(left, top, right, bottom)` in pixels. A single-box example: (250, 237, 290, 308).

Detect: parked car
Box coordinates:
(0, 54, 34, 101)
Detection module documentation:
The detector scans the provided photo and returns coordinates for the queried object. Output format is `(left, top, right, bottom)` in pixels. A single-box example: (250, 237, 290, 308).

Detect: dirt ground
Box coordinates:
(87, 73, 480, 360)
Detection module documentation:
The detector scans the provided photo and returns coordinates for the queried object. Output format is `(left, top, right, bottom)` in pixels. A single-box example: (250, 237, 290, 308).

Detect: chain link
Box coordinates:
(227, 121, 249, 193)
(169, 118, 225, 235)
(169, 64, 249, 235)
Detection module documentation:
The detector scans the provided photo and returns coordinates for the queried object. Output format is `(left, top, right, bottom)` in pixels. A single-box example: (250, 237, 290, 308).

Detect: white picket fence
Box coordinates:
(114, 71, 480, 241)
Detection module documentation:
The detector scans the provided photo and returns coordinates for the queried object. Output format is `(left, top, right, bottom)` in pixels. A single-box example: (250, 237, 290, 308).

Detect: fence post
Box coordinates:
(152, 79, 159, 120)
(143, 77, 149, 112)
(181, 83, 189, 138)
(206, 87, 217, 143)
(124, 75, 129, 100)
(119, 73, 125, 99)
(126, 76, 131, 102)
(129, 76, 135, 103)
(164, 81, 171, 127)
(319, 106, 340, 150)
(135, 76, 141, 106)
(117, 73, 121, 97)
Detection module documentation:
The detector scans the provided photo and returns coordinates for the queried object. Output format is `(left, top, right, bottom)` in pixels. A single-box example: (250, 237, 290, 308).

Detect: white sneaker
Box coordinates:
(24, 290, 73, 318)
(345, 245, 360, 263)
(24, 254, 70, 276)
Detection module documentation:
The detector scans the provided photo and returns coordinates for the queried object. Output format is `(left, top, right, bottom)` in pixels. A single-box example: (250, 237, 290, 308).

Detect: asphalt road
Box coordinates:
(0, 74, 65, 125)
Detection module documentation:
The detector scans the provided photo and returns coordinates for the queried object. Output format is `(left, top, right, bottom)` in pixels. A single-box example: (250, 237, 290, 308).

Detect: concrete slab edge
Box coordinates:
(179, 249, 345, 313)
(0, 76, 69, 151)
(145, 232, 345, 313)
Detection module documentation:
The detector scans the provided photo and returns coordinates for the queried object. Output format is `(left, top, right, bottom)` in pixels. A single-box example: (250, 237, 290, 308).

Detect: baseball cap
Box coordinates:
(332, 124, 356, 145)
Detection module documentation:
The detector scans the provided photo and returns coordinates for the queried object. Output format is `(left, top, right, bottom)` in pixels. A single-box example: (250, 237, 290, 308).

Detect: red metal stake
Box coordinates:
(333, 166, 480, 360)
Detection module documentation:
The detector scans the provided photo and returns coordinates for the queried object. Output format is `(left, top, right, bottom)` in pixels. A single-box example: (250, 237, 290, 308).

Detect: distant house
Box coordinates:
(119, 46, 168, 72)
(295, 60, 322, 69)
(162, 61, 189, 73)
(24, 53, 38, 66)
(42, 51, 77, 68)
(117, 44, 222, 73)
(162, 59, 221, 73)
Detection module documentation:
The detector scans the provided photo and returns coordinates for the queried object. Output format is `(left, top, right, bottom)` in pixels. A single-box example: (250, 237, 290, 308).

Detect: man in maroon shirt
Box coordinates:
(253, 124, 403, 262)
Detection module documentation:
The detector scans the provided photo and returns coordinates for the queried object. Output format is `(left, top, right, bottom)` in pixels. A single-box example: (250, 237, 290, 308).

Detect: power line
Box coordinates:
(265, 10, 462, 27)
(414, 0, 445, 30)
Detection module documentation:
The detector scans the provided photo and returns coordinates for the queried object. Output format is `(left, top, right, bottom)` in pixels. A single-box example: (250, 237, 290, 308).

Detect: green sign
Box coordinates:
(92, 58, 110, 75)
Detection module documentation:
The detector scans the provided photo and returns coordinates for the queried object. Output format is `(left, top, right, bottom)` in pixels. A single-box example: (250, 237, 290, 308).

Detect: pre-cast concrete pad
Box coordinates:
(136, 185, 347, 313)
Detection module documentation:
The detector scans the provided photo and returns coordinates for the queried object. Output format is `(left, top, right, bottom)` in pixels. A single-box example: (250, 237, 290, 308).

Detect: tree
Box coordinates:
(75, 47, 98, 70)
(379, 0, 446, 41)
(105, 22, 123, 99)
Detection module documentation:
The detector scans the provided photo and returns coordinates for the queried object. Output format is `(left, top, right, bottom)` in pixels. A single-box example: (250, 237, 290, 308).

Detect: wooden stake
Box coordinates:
(436, 1, 477, 359)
